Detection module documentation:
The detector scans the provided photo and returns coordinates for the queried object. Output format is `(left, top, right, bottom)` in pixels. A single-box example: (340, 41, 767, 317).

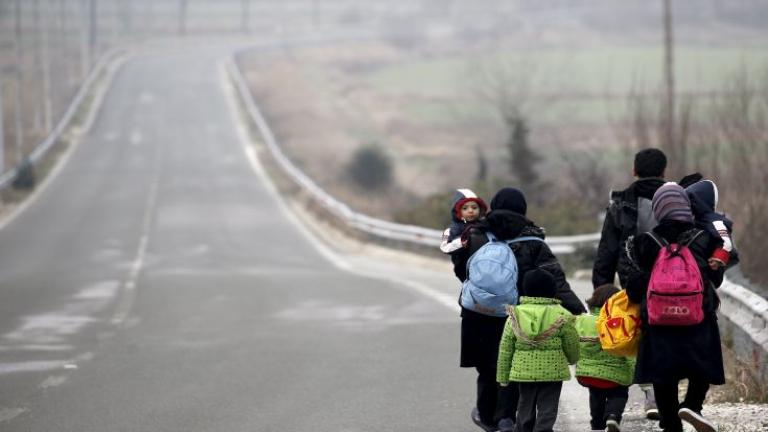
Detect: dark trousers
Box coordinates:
(476, 365, 498, 425)
(587, 385, 629, 430)
(516, 381, 562, 432)
(653, 379, 710, 432)
(475, 366, 520, 425)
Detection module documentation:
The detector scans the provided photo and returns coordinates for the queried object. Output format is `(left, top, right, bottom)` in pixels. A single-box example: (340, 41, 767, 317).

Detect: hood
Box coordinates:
(485, 210, 543, 240)
(514, 297, 564, 339)
(450, 188, 488, 222)
(628, 177, 666, 200)
(686, 179, 733, 231)
(686, 180, 718, 215)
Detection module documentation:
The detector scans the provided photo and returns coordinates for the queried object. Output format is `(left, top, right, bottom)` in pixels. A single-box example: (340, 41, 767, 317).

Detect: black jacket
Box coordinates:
(454, 210, 586, 316)
(592, 177, 666, 289)
(625, 220, 726, 385)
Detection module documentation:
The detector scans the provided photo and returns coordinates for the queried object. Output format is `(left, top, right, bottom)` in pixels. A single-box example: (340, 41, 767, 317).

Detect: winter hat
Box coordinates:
(490, 187, 527, 215)
(522, 269, 557, 299)
(652, 182, 694, 223)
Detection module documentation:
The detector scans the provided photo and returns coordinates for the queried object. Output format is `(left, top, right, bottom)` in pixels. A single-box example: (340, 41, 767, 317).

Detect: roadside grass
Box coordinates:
(359, 45, 768, 125)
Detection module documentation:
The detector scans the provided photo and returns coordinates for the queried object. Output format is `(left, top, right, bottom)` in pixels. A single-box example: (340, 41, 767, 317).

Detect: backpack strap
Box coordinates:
(681, 229, 705, 248)
(507, 236, 546, 245)
(646, 232, 668, 249)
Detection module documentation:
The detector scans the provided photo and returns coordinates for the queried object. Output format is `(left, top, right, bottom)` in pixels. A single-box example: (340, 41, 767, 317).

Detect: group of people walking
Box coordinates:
(439, 148, 736, 432)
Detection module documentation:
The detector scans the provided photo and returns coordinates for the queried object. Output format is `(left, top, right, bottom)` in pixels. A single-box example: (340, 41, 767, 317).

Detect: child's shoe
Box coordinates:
(470, 407, 498, 432)
(605, 414, 621, 432)
(678, 408, 716, 432)
(497, 417, 515, 432)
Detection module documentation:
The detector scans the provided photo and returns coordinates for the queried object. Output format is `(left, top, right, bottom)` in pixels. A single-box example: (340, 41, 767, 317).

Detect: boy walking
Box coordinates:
(576, 284, 635, 432)
(497, 269, 580, 432)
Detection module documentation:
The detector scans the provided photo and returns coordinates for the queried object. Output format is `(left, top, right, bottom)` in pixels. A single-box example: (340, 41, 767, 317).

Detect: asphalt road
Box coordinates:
(0, 40, 649, 432)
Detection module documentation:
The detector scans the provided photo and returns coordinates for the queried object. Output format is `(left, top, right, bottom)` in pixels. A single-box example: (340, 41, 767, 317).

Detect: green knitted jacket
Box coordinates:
(497, 297, 579, 384)
(574, 309, 636, 386)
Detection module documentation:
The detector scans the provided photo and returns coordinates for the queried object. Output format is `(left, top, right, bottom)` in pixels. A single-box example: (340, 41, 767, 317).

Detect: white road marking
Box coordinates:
(139, 92, 156, 104)
(0, 361, 68, 375)
(111, 179, 158, 326)
(220, 60, 459, 314)
(129, 130, 143, 146)
(0, 408, 28, 422)
(39, 375, 68, 389)
(0, 344, 73, 352)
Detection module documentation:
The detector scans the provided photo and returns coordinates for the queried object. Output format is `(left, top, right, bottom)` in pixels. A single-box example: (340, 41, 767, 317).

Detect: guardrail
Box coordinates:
(227, 53, 768, 375)
(0, 48, 126, 191)
(226, 56, 599, 255)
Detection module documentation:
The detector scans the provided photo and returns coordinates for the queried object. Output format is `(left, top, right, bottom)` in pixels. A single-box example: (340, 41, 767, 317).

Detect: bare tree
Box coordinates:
(466, 55, 560, 196)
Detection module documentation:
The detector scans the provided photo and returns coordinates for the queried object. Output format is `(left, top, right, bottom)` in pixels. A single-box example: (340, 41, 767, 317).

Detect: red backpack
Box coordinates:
(646, 231, 705, 326)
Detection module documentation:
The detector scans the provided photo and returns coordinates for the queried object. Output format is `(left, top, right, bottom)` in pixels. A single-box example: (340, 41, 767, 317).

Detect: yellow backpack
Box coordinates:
(596, 290, 641, 357)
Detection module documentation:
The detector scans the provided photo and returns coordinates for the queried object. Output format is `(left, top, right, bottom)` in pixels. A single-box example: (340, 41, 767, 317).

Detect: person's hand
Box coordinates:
(499, 382, 508, 387)
(708, 257, 725, 270)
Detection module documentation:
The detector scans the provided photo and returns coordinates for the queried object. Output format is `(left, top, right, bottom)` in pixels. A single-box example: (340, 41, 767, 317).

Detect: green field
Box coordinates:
(361, 45, 768, 125)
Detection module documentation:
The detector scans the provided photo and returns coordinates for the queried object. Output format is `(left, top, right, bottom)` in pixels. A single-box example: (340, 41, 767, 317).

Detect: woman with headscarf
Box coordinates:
(625, 183, 725, 432)
(453, 187, 585, 432)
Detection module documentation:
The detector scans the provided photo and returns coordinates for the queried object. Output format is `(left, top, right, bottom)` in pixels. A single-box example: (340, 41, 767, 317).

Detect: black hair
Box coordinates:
(586, 284, 620, 309)
(634, 148, 667, 178)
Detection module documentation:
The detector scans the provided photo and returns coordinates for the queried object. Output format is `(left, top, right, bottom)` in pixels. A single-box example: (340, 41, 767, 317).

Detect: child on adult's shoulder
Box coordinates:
(497, 269, 579, 432)
(685, 179, 739, 270)
(440, 188, 488, 257)
(575, 284, 635, 432)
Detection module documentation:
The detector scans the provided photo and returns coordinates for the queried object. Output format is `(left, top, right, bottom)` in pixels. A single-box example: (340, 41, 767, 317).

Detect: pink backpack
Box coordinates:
(646, 231, 705, 326)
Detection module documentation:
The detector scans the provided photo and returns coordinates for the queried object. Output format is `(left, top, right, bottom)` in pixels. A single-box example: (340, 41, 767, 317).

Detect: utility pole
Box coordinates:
(179, 0, 188, 36)
(88, 0, 97, 66)
(39, 0, 53, 133)
(1, 82, 5, 176)
(241, 0, 250, 34)
(663, 0, 678, 173)
(14, 0, 24, 161)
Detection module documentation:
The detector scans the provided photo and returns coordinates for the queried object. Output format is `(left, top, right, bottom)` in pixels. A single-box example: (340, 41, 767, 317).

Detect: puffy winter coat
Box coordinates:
(497, 297, 579, 383)
(592, 177, 666, 289)
(574, 310, 635, 386)
(454, 210, 586, 315)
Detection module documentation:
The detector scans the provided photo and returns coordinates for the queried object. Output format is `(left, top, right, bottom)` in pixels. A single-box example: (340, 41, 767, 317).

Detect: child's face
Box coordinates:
(461, 201, 481, 222)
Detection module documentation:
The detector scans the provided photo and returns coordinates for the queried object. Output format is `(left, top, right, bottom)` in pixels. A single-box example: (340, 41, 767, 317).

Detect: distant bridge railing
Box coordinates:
(0, 48, 126, 191)
(227, 53, 768, 378)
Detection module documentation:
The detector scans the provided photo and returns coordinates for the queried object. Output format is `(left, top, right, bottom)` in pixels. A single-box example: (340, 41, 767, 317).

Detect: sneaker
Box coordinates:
(678, 408, 716, 432)
(643, 387, 660, 420)
(470, 407, 498, 432)
(497, 417, 515, 432)
(605, 414, 621, 432)
(645, 408, 660, 420)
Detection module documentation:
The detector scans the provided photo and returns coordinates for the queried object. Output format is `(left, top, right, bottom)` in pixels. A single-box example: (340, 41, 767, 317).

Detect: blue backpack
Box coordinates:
(460, 232, 545, 317)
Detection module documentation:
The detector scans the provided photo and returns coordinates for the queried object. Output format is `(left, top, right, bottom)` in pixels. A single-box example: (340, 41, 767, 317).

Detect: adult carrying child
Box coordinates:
(625, 183, 725, 432)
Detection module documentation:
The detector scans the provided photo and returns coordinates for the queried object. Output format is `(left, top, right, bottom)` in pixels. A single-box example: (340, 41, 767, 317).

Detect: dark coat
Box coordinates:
(454, 209, 586, 368)
(592, 177, 666, 289)
(625, 220, 726, 384)
(686, 180, 739, 267)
